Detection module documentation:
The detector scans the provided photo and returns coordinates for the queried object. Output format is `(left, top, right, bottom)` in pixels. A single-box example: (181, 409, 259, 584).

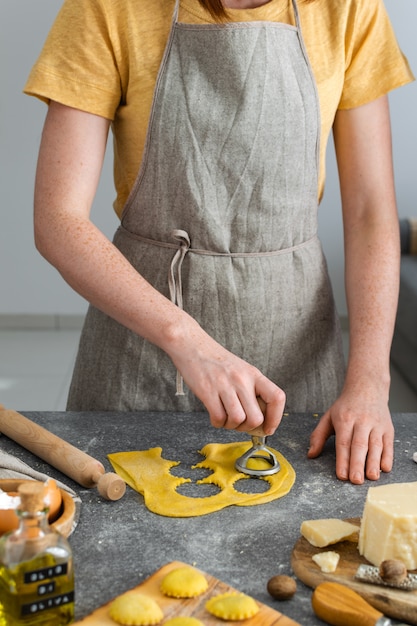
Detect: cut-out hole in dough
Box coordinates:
(176, 482, 221, 498)
(233, 477, 271, 494)
(170, 465, 213, 482)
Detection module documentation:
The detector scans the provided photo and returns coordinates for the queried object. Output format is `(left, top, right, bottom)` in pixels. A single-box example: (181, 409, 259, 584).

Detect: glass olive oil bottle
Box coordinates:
(0, 481, 74, 625)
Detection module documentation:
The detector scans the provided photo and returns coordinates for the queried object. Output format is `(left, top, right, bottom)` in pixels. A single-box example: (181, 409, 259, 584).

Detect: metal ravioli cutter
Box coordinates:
(234, 429, 281, 477)
(234, 398, 281, 477)
(234, 400, 280, 478)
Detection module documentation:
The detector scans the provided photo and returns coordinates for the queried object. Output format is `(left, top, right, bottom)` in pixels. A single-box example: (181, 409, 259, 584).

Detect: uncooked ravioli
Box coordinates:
(109, 592, 163, 626)
(205, 592, 259, 620)
(160, 565, 208, 598)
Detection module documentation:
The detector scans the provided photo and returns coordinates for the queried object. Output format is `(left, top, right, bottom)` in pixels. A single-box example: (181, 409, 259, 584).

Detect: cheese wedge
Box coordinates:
(359, 481, 417, 569)
(312, 551, 340, 573)
(300, 519, 359, 548)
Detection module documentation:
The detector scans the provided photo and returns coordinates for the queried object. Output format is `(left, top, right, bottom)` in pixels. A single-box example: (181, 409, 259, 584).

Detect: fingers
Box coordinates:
(308, 406, 394, 485)
(334, 419, 394, 485)
(363, 429, 384, 481)
(379, 428, 395, 473)
(335, 424, 368, 484)
(307, 412, 334, 459)
(251, 387, 286, 435)
(208, 392, 247, 430)
(207, 381, 285, 435)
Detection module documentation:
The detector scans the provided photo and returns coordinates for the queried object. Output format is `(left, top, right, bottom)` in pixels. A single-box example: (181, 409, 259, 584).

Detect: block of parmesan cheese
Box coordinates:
(359, 481, 417, 569)
(300, 519, 359, 548)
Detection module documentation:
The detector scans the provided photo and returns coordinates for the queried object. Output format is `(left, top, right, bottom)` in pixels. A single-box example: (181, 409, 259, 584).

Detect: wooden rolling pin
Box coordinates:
(0, 405, 126, 501)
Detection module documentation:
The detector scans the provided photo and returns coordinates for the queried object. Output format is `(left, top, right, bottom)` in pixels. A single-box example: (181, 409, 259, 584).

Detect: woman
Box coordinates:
(25, 0, 414, 484)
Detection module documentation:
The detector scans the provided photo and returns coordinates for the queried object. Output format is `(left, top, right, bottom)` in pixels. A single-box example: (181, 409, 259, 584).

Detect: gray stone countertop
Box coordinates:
(1, 411, 416, 625)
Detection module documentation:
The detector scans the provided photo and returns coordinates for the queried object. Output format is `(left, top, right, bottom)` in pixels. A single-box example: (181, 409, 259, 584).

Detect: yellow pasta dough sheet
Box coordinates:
(108, 441, 295, 517)
(73, 560, 301, 625)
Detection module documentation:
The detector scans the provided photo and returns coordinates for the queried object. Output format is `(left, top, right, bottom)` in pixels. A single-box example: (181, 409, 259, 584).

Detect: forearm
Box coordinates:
(34, 209, 201, 356)
(343, 212, 400, 398)
(334, 96, 400, 400)
(33, 101, 200, 357)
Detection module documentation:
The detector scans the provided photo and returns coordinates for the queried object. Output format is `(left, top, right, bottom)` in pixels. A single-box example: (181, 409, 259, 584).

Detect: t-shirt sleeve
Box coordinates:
(23, 0, 122, 120)
(339, 0, 414, 109)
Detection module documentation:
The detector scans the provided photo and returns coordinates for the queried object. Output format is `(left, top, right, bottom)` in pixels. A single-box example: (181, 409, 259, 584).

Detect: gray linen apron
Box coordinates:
(67, 0, 345, 412)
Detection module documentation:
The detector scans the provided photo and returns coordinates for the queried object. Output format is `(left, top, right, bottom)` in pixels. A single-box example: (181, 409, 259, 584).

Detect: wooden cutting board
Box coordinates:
(291, 518, 417, 625)
(74, 561, 300, 625)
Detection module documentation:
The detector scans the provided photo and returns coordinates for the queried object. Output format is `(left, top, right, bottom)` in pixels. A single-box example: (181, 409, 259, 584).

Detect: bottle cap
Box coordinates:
(18, 481, 46, 514)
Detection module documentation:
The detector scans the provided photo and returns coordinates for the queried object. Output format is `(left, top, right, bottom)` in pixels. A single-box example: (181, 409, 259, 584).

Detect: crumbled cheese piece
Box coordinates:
(300, 519, 359, 548)
(312, 551, 340, 573)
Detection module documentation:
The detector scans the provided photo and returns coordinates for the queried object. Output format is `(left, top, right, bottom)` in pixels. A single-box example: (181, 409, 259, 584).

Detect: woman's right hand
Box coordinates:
(167, 318, 286, 435)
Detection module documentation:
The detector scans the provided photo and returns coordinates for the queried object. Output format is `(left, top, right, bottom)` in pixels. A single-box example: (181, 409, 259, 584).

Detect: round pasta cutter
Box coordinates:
(235, 431, 281, 477)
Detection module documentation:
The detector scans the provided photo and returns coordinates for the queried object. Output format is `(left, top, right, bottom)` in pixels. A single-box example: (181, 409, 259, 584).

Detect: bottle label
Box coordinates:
(21, 591, 75, 616)
(24, 563, 68, 584)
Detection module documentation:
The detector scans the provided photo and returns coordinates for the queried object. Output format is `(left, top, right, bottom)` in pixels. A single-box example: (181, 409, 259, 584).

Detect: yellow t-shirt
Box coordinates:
(24, 0, 414, 218)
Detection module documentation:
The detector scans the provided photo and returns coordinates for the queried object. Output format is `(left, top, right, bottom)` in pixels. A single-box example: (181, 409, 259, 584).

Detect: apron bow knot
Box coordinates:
(169, 229, 191, 310)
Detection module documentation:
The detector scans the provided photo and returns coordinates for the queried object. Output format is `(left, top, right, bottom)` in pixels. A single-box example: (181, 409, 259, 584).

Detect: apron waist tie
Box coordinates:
(169, 230, 190, 395)
(117, 225, 318, 396)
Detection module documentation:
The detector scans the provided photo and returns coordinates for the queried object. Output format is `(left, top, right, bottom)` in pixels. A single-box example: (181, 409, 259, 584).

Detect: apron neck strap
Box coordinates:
(291, 0, 301, 30)
(173, 0, 180, 24)
(173, 1, 301, 29)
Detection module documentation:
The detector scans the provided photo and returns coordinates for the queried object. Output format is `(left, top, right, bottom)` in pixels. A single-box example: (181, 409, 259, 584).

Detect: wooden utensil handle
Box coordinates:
(0, 407, 125, 500)
(248, 397, 267, 437)
(312, 582, 386, 626)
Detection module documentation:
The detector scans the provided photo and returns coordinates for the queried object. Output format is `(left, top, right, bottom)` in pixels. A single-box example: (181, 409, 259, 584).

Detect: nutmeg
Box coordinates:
(379, 559, 407, 584)
(266, 575, 297, 600)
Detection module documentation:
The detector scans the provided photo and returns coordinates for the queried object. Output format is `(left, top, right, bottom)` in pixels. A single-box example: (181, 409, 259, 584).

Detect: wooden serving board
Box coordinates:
(74, 561, 300, 625)
(291, 518, 417, 625)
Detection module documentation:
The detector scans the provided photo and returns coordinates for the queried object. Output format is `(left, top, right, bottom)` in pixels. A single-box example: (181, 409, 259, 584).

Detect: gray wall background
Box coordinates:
(0, 1, 416, 319)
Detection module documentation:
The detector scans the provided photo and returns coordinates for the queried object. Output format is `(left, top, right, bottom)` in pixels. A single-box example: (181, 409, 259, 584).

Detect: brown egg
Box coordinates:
(0, 479, 63, 534)
(44, 478, 63, 521)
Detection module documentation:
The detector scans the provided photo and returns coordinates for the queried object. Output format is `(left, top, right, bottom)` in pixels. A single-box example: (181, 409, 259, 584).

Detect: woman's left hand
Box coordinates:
(307, 382, 394, 484)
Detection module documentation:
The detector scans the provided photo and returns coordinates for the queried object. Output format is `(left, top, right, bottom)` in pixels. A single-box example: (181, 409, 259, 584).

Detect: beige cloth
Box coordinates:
(0, 449, 76, 494)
